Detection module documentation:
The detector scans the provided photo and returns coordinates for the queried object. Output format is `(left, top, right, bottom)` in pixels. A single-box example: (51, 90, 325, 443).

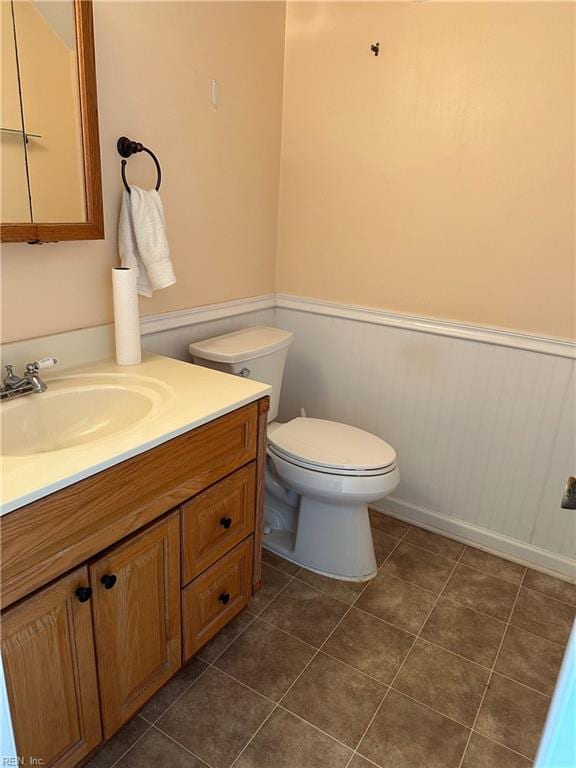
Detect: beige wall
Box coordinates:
(1, 1, 285, 342)
(277, 2, 575, 339)
(2, 2, 574, 344)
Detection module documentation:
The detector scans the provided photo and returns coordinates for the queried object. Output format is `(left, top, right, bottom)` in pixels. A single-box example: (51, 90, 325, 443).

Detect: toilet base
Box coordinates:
(263, 498, 377, 582)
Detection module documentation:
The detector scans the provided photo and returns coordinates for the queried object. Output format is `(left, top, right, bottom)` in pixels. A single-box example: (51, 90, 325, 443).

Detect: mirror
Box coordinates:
(1, 0, 103, 243)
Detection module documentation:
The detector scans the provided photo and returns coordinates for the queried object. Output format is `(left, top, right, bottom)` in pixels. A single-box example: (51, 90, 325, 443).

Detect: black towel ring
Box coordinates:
(117, 136, 161, 194)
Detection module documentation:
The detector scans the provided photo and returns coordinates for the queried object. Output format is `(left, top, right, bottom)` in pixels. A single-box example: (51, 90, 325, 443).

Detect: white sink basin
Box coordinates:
(1, 374, 173, 457)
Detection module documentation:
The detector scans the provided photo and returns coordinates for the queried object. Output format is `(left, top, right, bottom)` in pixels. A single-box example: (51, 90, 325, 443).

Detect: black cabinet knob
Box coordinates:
(220, 517, 232, 529)
(219, 592, 230, 605)
(101, 574, 117, 590)
(75, 586, 92, 603)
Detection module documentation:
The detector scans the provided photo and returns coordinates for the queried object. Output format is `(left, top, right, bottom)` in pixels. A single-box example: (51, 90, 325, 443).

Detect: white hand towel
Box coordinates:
(118, 185, 176, 296)
(118, 189, 152, 296)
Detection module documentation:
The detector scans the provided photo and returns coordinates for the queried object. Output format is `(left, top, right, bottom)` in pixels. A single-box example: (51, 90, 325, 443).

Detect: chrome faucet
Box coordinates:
(1, 358, 58, 401)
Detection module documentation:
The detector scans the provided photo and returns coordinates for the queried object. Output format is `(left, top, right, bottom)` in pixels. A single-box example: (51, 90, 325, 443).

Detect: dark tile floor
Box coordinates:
(88, 510, 576, 768)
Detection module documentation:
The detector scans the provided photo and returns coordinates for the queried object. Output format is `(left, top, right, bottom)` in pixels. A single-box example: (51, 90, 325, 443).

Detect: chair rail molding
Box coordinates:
(274, 294, 576, 360)
(140, 294, 276, 336)
(140, 292, 576, 359)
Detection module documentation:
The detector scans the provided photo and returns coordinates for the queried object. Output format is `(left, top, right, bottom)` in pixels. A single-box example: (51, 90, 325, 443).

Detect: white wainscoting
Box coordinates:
(137, 292, 575, 578)
(274, 303, 576, 579)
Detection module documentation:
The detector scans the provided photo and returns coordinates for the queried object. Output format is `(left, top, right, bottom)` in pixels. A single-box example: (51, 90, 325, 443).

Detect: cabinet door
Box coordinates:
(1, 566, 101, 768)
(90, 512, 181, 737)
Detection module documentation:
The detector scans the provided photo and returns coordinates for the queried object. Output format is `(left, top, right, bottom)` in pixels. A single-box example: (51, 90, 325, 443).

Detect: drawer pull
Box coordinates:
(219, 517, 233, 529)
(219, 592, 230, 605)
(75, 586, 92, 603)
(101, 574, 117, 590)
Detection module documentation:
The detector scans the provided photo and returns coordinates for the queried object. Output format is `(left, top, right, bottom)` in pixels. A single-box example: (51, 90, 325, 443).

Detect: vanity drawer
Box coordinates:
(182, 537, 253, 660)
(182, 463, 256, 584)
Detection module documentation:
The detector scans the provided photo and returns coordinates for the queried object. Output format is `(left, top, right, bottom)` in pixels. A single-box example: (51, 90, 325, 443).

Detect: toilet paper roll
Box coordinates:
(112, 267, 142, 365)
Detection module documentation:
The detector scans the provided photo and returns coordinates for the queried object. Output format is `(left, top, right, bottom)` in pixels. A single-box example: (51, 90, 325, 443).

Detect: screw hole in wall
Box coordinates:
(370, 42, 380, 56)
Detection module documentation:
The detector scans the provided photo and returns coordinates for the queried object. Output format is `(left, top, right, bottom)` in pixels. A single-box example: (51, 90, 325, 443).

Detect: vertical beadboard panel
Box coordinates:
(141, 309, 276, 361)
(275, 307, 575, 563)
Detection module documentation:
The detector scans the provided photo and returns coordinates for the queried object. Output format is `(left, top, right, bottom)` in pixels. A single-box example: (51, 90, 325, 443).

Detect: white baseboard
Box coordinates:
(372, 496, 576, 582)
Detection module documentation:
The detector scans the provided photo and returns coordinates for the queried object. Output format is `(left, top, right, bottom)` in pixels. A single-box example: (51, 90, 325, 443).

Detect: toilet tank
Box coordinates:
(189, 326, 293, 421)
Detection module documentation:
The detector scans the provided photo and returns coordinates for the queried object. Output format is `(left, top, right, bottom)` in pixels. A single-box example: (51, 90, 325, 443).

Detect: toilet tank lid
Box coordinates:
(189, 326, 294, 363)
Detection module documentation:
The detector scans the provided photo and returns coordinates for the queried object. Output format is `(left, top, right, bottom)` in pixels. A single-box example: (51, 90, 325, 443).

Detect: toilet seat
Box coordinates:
(268, 446, 397, 477)
(268, 417, 396, 477)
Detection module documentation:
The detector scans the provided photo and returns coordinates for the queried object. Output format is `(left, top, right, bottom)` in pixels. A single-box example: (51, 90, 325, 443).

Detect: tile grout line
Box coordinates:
(462, 728, 545, 764)
(373, 509, 576, 594)
(254, 608, 512, 690)
(140, 658, 214, 727)
(223, 560, 315, 768)
(369, 508, 576, 591)
(236, 612, 391, 688)
(252, 560, 304, 616)
(332, 529, 423, 768)
(518, 583, 576, 610)
(385, 537, 528, 586)
(479, 669, 554, 700)
(244, 571, 558, 697)
(105, 719, 155, 768)
(151, 722, 218, 768)
(279, 572, 568, 659)
(230, 607, 555, 728)
(214, 663, 364, 755)
(455, 568, 529, 768)
(199, 611, 258, 664)
(260, 559, 301, 579)
(362, 570, 571, 648)
(345, 543, 469, 768)
(228, 534, 409, 767)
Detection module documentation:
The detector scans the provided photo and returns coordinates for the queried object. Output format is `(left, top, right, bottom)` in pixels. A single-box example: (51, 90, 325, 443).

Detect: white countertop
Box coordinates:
(0, 354, 271, 515)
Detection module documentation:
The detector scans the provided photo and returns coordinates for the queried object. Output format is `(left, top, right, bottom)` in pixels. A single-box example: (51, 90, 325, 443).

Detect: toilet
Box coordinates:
(189, 326, 399, 582)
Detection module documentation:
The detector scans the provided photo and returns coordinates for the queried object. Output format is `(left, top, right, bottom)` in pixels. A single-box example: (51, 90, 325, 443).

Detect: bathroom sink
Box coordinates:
(1, 373, 173, 457)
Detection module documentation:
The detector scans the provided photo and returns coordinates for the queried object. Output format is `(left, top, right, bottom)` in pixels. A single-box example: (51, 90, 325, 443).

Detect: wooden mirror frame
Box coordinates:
(1, 0, 104, 243)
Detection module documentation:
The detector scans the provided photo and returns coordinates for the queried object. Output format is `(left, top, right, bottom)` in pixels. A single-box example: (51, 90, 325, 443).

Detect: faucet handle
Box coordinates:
(26, 357, 58, 372)
(36, 357, 58, 369)
(3, 364, 18, 383)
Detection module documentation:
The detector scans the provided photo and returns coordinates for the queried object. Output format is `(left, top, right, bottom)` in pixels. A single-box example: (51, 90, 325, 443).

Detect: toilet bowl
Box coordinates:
(189, 326, 400, 582)
(265, 417, 399, 580)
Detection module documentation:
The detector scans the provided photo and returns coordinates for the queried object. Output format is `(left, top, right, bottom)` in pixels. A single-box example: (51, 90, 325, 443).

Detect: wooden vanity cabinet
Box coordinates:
(1, 514, 181, 764)
(0, 397, 269, 768)
(1, 567, 102, 768)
